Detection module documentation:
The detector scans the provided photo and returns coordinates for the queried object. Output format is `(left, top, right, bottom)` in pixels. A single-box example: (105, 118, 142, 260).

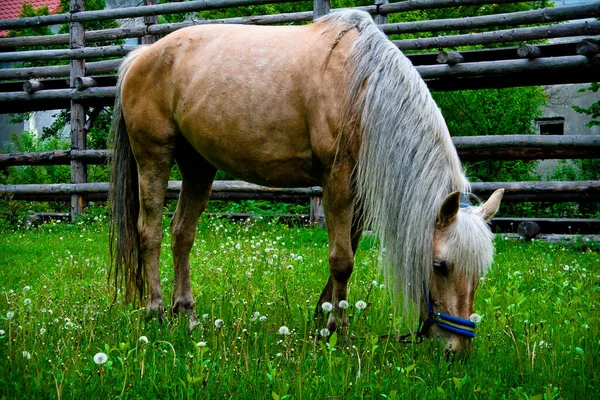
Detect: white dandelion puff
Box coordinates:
(250, 311, 260, 322)
(469, 313, 482, 324)
(6, 311, 14, 319)
(24, 298, 31, 306)
(139, 336, 148, 344)
(355, 300, 367, 311)
(321, 302, 333, 313)
(0, 330, 5, 336)
(39, 328, 46, 335)
(93, 352, 108, 365)
(338, 300, 349, 310)
(320, 328, 330, 337)
(202, 313, 209, 320)
(259, 316, 267, 322)
(214, 319, 224, 328)
(196, 341, 207, 348)
(22, 351, 31, 360)
(278, 326, 290, 335)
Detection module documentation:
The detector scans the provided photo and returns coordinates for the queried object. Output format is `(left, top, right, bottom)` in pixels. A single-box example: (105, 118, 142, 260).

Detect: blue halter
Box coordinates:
(417, 282, 476, 339)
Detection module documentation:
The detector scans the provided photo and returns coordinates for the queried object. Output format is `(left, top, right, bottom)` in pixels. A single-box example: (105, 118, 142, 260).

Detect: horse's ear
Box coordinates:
(437, 191, 461, 229)
(481, 189, 504, 221)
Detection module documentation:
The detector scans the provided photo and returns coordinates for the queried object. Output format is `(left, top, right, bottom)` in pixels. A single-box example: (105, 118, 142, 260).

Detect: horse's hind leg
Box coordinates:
(132, 138, 175, 321)
(170, 142, 217, 317)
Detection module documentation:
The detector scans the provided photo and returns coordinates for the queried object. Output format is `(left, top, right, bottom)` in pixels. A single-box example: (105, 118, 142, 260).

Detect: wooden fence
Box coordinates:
(1, 0, 599, 232)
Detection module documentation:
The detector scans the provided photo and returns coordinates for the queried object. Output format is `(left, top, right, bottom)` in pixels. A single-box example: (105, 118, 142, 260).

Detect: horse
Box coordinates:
(109, 10, 504, 354)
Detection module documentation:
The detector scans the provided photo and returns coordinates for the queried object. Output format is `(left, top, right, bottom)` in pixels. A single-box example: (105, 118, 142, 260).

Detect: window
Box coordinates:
(536, 117, 565, 135)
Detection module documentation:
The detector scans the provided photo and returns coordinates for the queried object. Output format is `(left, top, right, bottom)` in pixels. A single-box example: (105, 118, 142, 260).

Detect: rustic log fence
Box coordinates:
(1, 0, 599, 233)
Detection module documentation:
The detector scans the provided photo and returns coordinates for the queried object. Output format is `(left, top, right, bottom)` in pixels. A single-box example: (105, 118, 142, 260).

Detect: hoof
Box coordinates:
(172, 299, 195, 315)
(146, 302, 165, 323)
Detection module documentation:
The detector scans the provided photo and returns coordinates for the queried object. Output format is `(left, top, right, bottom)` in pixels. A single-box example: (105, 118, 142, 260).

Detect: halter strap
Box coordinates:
(417, 282, 476, 339)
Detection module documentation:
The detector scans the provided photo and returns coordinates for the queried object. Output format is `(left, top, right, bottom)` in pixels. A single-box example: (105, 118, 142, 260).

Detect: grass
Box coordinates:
(0, 216, 598, 399)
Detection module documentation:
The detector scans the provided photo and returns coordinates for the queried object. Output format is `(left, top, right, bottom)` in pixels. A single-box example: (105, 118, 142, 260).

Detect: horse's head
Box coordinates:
(424, 189, 504, 354)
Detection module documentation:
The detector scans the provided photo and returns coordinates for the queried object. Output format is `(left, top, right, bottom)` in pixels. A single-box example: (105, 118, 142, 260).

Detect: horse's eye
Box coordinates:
(434, 260, 449, 276)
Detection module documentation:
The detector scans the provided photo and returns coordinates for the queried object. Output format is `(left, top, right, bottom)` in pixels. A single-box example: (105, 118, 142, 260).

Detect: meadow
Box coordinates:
(0, 215, 598, 399)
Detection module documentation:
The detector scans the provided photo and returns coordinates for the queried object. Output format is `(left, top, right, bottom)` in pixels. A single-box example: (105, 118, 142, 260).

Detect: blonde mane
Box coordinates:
(322, 11, 486, 314)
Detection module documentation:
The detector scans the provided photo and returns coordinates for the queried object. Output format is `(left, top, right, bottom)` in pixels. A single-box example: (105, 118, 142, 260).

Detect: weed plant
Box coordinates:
(0, 217, 598, 398)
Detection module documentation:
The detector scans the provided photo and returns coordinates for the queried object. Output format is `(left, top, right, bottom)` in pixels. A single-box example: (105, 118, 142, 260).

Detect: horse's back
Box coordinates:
(120, 20, 358, 187)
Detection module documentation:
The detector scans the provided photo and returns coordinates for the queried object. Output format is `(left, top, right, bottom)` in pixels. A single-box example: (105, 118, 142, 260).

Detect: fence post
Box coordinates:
(375, 0, 388, 25)
(313, 0, 330, 20)
(69, 0, 87, 219)
(143, 0, 158, 44)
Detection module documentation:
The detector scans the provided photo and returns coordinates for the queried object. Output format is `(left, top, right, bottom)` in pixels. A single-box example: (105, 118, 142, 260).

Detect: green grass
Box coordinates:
(0, 216, 598, 399)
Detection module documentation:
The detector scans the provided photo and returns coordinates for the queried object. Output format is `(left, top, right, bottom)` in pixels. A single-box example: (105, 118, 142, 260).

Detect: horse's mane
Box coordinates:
(321, 11, 480, 315)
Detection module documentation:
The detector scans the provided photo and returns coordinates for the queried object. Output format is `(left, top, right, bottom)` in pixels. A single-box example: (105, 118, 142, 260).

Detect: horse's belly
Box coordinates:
(183, 127, 320, 188)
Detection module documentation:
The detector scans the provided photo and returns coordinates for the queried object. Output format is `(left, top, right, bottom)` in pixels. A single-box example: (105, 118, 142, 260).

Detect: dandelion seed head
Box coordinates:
(139, 336, 148, 344)
(24, 298, 31, 306)
(321, 302, 333, 313)
(469, 313, 482, 324)
(278, 326, 290, 335)
(259, 316, 267, 322)
(355, 300, 367, 310)
(338, 300, 349, 309)
(6, 311, 14, 319)
(22, 351, 31, 360)
(215, 319, 224, 328)
(196, 341, 206, 348)
(93, 352, 107, 365)
(39, 328, 46, 335)
(320, 328, 330, 337)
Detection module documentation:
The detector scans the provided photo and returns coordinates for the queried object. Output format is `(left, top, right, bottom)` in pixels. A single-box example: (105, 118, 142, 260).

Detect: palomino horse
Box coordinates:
(110, 10, 504, 353)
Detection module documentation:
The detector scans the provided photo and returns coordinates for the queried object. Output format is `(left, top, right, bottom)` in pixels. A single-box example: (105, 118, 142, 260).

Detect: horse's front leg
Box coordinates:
(320, 159, 357, 332)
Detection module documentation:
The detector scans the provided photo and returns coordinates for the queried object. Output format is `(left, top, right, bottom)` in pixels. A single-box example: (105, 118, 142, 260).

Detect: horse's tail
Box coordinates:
(109, 47, 149, 305)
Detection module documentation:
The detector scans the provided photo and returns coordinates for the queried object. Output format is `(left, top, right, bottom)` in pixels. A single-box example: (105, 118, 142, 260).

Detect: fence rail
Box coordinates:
(2, 135, 600, 167)
(2, 180, 599, 203)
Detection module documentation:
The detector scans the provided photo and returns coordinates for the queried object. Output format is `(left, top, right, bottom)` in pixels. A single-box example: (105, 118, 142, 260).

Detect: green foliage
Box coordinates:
(0, 219, 598, 398)
(572, 82, 600, 128)
(433, 87, 546, 183)
(1, 131, 70, 186)
(58, 0, 120, 33)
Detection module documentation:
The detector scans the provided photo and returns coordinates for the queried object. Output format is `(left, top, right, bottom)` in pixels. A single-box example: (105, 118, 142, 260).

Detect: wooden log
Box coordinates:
(74, 77, 97, 90)
(470, 181, 600, 203)
(375, 0, 389, 26)
(2, 135, 599, 167)
(491, 218, 600, 235)
(453, 135, 600, 161)
(0, 87, 115, 102)
(394, 20, 600, 51)
(379, 0, 540, 15)
(313, 0, 330, 19)
(517, 44, 542, 59)
(0, 59, 122, 80)
(436, 51, 464, 65)
(2, 180, 599, 203)
(416, 55, 597, 79)
(517, 221, 541, 240)
(0, 45, 137, 62)
(426, 65, 600, 91)
(0, 0, 305, 30)
(309, 196, 326, 227)
(382, 3, 600, 35)
(576, 39, 600, 57)
(23, 79, 44, 94)
(69, 0, 87, 218)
